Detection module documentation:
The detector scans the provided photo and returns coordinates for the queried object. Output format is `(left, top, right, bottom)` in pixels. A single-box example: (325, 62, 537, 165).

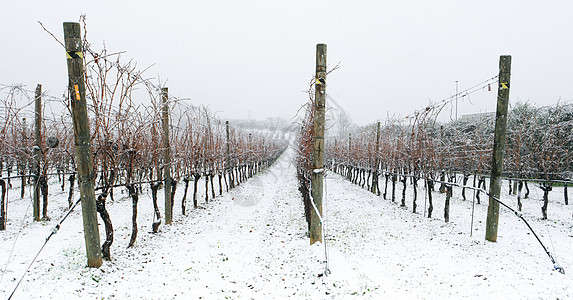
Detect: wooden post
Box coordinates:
(248, 133, 252, 178)
(33, 85, 42, 221)
(63, 22, 102, 268)
(0, 179, 5, 230)
(371, 122, 381, 194)
(161, 87, 172, 225)
(151, 123, 162, 182)
(485, 55, 512, 242)
(20, 118, 27, 199)
(226, 121, 233, 189)
(310, 44, 326, 245)
(348, 133, 352, 180)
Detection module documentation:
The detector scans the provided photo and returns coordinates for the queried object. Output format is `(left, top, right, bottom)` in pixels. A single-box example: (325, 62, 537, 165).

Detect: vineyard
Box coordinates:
(0, 20, 289, 298)
(298, 58, 573, 223)
(295, 47, 571, 291)
(319, 100, 573, 219)
(0, 82, 287, 232)
(1, 19, 572, 299)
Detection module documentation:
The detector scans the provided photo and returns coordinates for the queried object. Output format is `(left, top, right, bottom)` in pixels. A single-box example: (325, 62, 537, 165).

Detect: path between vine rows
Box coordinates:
(1, 145, 572, 299)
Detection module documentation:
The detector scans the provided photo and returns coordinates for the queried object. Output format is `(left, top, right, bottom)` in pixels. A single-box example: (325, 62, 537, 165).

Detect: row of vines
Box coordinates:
(0, 20, 287, 261)
(296, 72, 573, 224)
(326, 99, 573, 220)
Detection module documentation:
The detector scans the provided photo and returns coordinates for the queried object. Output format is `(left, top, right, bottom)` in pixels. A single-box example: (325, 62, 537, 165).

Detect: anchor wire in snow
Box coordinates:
(7, 197, 82, 300)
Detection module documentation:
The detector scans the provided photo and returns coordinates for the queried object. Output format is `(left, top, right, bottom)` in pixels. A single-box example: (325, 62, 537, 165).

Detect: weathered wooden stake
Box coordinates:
(485, 55, 512, 242)
(347, 133, 352, 180)
(371, 122, 380, 194)
(20, 118, 27, 199)
(33, 85, 42, 221)
(63, 22, 102, 267)
(161, 87, 172, 225)
(310, 44, 326, 245)
(151, 123, 162, 182)
(0, 180, 6, 230)
(226, 121, 233, 189)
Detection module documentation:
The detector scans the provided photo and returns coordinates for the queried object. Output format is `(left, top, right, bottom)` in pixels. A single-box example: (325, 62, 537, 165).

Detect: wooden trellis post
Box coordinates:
(63, 22, 102, 268)
(485, 55, 512, 242)
(310, 44, 326, 245)
(162, 87, 172, 225)
(20, 118, 27, 199)
(371, 121, 380, 194)
(33, 84, 42, 221)
(226, 121, 233, 189)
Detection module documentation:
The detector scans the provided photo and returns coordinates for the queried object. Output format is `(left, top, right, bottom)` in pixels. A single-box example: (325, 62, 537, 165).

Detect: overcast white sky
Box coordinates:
(2, 0, 572, 125)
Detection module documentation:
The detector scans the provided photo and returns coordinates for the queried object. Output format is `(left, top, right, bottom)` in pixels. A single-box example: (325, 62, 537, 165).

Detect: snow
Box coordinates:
(1, 146, 572, 299)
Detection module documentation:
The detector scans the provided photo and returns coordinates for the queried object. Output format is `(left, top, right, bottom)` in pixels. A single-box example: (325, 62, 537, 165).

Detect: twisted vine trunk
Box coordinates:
(126, 184, 139, 248)
(541, 185, 552, 220)
(391, 174, 397, 203)
(371, 169, 379, 195)
(0, 179, 6, 230)
(224, 170, 229, 192)
(412, 177, 418, 213)
(151, 182, 161, 233)
(517, 181, 523, 211)
(170, 179, 177, 217)
(297, 171, 312, 232)
(193, 173, 201, 208)
(476, 176, 486, 205)
(462, 173, 469, 201)
(20, 164, 26, 198)
(205, 172, 209, 203)
(427, 179, 434, 218)
(40, 176, 49, 220)
(96, 193, 113, 260)
(67, 173, 76, 208)
(218, 172, 223, 196)
(210, 174, 215, 199)
(181, 177, 190, 215)
(439, 171, 446, 193)
(383, 173, 389, 199)
(228, 167, 234, 189)
(400, 175, 407, 207)
(564, 184, 568, 205)
(59, 167, 65, 191)
(444, 185, 452, 222)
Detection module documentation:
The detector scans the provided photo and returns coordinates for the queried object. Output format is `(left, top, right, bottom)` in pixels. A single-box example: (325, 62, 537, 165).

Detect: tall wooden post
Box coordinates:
(63, 22, 102, 268)
(161, 88, 172, 225)
(226, 121, 233, 189)
(248, 133, 252, 177)
(371, 122, 381, 194)
(347, 133, 352, 180)
(485, 55, 512, 242)
(310, 44, 326, 245)
(33, 85, 42, 221)
(20, 118, 27, 199)
(151, 123, 162, 182)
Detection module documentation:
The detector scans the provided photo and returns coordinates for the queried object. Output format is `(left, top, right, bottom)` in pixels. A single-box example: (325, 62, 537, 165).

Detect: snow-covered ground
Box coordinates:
(1, 146, 572, 299)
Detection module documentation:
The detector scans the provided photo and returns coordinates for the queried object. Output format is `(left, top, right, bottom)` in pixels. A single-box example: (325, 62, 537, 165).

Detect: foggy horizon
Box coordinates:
(2, 0, 572, 126)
